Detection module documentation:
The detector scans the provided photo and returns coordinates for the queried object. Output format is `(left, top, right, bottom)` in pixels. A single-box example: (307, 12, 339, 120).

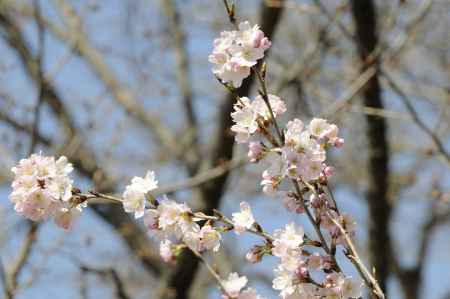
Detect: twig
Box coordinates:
(328, 214, 385, 299)
(189, 247, 231, 297)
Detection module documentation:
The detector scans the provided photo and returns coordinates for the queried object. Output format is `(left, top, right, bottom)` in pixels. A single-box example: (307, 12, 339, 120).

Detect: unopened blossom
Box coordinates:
(246, 249, 259, 264)
(323, 166, 334, 178)
(10, 154, 74, 222)
(223, 272, 248, 298)
(247, 141, 264, 162)
(260, 152, 286, 195)
(199, 224, 222, 252)
(143, 208, 159, 230)
(54, 207, 81, 230)
(210, 21, 270, 88)
(232, 201, 255, 234)
(160, 239, 174, 263)
(122, 170, 158, 218)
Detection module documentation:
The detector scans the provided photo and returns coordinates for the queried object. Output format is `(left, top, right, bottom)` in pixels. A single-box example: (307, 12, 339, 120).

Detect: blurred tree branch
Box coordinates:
(0, 6, 164, 277)
(159, 0, 200, 172)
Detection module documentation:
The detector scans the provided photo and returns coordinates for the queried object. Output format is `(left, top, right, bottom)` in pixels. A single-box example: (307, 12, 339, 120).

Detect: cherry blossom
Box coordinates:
(209, 21, 271, 88)
(232, 201, 255, 234)
(122, 170, 158, 218)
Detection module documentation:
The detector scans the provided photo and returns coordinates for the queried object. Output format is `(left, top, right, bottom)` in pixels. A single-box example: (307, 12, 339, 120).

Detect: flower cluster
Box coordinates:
(142, 196, 221, 259)
(261, 118, 343, 196)
(9, 154, 82, 229)
(269, 223, 361, 298)
(209, 21, 271, 88)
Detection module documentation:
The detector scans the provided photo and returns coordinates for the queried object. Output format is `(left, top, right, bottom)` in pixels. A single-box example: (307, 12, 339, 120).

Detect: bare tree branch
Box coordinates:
(159, 0, 199, 171)
(381, 73, 450, 166)
(50, 0, 180, 157)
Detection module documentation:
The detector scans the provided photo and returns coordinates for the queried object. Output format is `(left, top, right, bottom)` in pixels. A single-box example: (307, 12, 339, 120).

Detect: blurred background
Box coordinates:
(0, 0, 449, 298)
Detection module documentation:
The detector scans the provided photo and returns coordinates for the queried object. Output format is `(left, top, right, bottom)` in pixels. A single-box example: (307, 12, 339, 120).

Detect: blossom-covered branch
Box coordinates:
(7, 3, 387, 299)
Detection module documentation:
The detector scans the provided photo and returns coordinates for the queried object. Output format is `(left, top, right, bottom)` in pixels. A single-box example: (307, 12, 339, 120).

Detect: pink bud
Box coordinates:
(324, 166, 334, 178)
(248, 142, 263, 162)
(295, 266, 309, 280)
(246, 248, 261, 264)
(251, 30, 264, 48)
(334, 138, 344, 148)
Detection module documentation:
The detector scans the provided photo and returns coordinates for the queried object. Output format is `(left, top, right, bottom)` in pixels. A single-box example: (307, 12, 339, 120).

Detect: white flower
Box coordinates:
(223, 272, 248, 298)
(122, 170, 158, 219)
(272, 222, 304, 258)
(122, 186, 146, 218)
(231, 98, 258, 144)
(199, 224, 222, 252)
(157, 197, 191, 231)
(309, 118, 330, 139)
(232, 202, 255, 234)
(130, 171, 158, 193)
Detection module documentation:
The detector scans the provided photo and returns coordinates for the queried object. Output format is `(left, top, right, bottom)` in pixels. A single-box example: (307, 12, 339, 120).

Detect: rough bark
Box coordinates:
(350, 0, 391, 292)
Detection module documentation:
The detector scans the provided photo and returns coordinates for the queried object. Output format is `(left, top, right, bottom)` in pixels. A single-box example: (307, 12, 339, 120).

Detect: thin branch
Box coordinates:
(7, 222, 39, 298)
(381, 73, 450, 167)
(329, 215, 385, 299)
(157, 158, 246, 196)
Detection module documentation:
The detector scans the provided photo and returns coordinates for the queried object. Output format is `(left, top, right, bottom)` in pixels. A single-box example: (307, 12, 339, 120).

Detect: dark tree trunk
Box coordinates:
(350, 0, 391, 293)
